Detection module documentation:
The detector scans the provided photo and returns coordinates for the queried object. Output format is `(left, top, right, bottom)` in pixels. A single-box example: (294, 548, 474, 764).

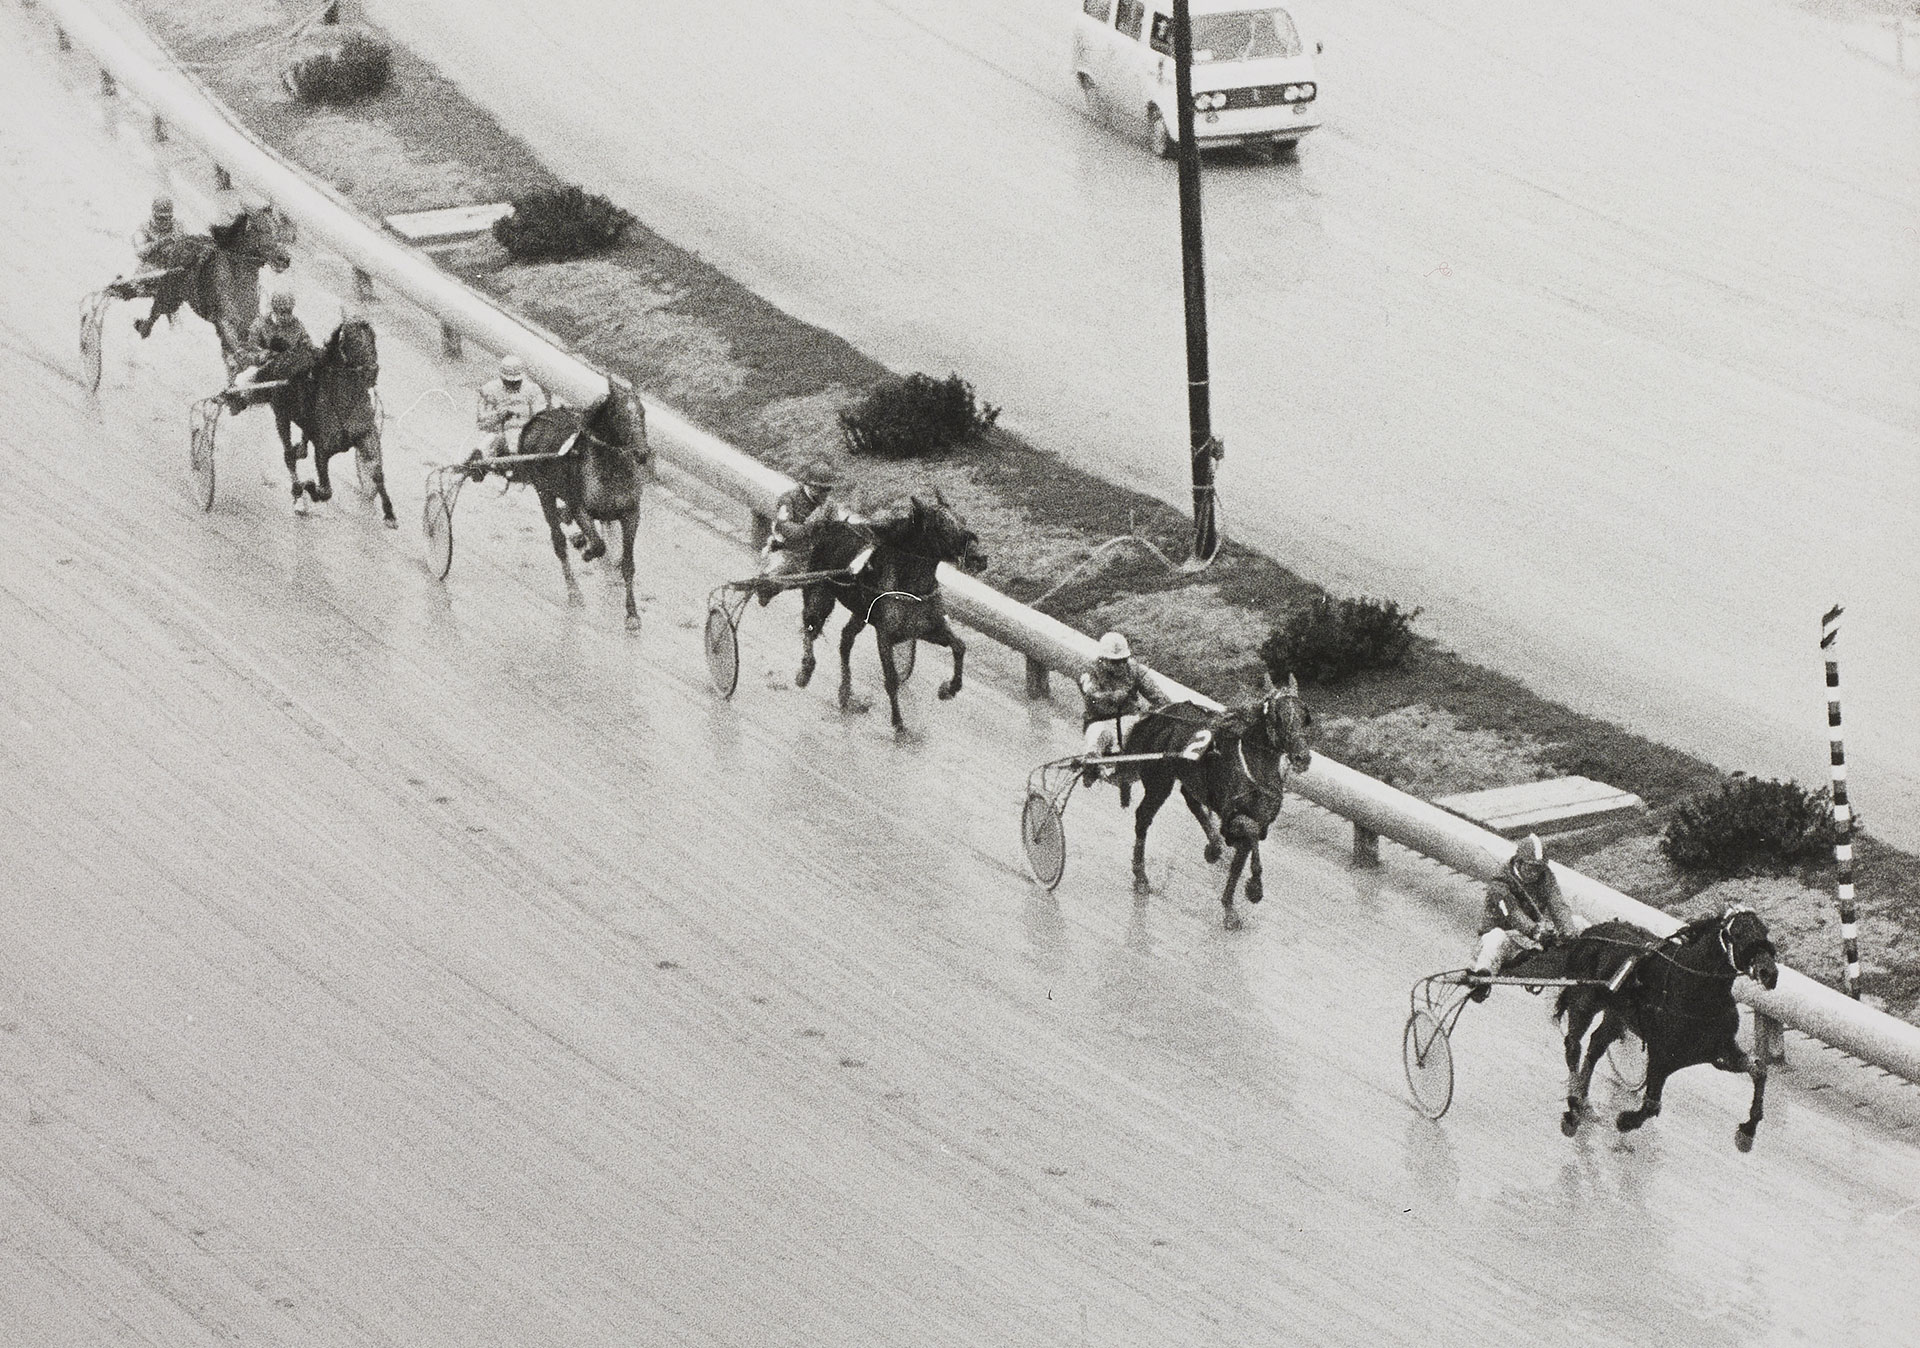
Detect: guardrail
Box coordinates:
(35, 0, 1920, 1087)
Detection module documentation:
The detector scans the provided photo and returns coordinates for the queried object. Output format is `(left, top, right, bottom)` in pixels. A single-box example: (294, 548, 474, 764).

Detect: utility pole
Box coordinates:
(1171, 0, 1221, 565)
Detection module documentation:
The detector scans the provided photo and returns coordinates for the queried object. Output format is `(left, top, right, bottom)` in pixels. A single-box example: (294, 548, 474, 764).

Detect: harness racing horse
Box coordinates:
(1121, 673, 1315, 929)
(115, 207, 294, 363)
(255, 319, 394, 526)
(1554, 906, 1780, 1150)
(469, 389, 653, 629)
(797, 493, 988, 735)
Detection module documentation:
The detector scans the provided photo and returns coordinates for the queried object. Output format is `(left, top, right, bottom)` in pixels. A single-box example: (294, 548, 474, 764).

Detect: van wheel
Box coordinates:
(1148, 109, 1176, 159)
(1079, 75, 1101, 122)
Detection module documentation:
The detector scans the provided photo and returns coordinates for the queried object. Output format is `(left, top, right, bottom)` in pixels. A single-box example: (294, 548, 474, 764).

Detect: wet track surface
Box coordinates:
(361, 0, 1920, 847)
(6, 8, 1920, 1344)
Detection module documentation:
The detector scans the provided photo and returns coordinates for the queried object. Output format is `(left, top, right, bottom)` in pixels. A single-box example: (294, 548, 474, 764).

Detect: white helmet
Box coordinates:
(1097, 631, 1131, 661)
(1512, 833, 1549, 883)
(499, 355, 527, 382)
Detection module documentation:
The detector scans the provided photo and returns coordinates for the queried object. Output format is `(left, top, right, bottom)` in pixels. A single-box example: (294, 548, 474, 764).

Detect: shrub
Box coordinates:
(840, 373, 1000, 459)
(1260, 594, 1421, 686)
(1660, 774, 1844, 877)
(283, 26, 392, 105)
(492, 187, 637, 263)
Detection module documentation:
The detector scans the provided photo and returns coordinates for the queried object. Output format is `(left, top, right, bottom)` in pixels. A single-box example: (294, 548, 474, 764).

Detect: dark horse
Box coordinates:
(468, 387, 653, 629)
(797, 493, 988, 735)
(251, 318, 394, 526)
(1120, 673, 1315, 929)
(115, 207, 293, 363)
(1554, 906, 1780, 1150)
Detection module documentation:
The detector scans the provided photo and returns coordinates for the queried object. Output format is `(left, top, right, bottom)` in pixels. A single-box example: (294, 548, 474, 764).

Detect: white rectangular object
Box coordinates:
(384, 202, 513, 243)
(1434, 776, 1646, 838)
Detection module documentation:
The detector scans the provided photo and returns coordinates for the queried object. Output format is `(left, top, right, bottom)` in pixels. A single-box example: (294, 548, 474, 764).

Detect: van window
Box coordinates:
(1082, 0, 1113, 20)
(1116, 0, 1145, 40)
(1149, 12, 1173, 54)
(1192, 8, 1302, 62)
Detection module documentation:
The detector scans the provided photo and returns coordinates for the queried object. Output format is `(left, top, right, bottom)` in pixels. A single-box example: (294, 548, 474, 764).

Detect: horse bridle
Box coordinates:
(1235, 689, 1311, 806)
(1716, 905, 1770, 978)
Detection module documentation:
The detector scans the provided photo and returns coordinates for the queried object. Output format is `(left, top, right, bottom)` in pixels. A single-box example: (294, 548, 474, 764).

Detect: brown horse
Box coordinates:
(1120, 674, 1315, 929)
(797, 494, 987, 735)
(467, 386, 653, 628)
(257, 318, 393, 526)
(114, 207, 294, 364)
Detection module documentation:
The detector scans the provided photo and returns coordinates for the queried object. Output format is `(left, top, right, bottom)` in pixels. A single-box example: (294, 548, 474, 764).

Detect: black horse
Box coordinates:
(1120, 673, 1315, 929)
(115, 207, 294, 362)
(1555, 906, 1780, 1150)
(797, 493, 987, 735)
(468, 388, 653, 629)
(251, 318, 394, 526)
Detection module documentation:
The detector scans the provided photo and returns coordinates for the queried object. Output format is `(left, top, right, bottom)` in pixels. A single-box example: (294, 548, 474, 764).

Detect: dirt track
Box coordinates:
(6, 10, 1920, 1344)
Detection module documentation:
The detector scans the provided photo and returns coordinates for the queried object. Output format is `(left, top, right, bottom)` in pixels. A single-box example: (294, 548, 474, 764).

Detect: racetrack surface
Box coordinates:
(7, 10, 1920, 1344)
(355, 0, 1920, 849)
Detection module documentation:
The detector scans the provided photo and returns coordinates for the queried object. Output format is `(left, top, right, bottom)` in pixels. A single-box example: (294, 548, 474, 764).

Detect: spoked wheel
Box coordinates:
(1021, 791, 1067, 891)
(79, 291, 110, 393)
(422, 488, 455, 580)
(188, 399, 220, 512)
(1605, 1031, 1647, 1093)
(704, 604, 741, 699)
(893, 637, 917, 685)
(1403, 1010, 1455, 1120)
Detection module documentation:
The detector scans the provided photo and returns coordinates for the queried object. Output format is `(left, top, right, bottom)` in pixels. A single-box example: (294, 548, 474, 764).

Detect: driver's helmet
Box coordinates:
(798, 458, 843, 491)
(150, 195, 175, 225)
(1510, 833, 1550, 887)
(1097, 631, 1132, 662)
(499, 354, 527, 383)
(269, 287, 296, 316)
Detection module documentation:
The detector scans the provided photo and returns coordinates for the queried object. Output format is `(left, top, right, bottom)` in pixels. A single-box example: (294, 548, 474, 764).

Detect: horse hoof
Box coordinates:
(292, 494, 309, 516)
(383, 515, 399, 530)
(1223, 910, 1243, 932)
(795, 665, 814, 688)
(937, 681, 959, 701)
(1203, 842, 1223, 865)
(625, 614, 642, 633)
(893, 724, 917, 743)
(841, 696, 872, 715)
(1132, 873, 1151, 896)
(583, 544, 607, 563)
(1245, 879, 1264, 905)
(1734, 1127, 1755, 1154)
(1560, 1113, 1580, 1138)
(1615, 1111, 1642, 1133)
(569, 531, 588, 551)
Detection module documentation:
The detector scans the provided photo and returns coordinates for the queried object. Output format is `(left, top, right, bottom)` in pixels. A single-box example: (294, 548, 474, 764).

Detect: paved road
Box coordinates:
(7, 10, 1920, 1344)
(359, 0, 1920, 847)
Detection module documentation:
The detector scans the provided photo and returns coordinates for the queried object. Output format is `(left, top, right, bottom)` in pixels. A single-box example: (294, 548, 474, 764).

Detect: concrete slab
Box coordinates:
(1434, 776, 1646, 839)
(384, 202, 511, 242)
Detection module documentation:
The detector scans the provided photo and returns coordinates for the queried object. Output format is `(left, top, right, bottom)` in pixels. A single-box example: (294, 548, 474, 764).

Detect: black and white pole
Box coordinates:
(1822, 604, 1860, 999)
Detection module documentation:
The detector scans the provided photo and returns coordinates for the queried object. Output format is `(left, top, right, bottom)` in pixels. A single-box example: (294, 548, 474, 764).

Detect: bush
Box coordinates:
(492, 187, 637, 263)
(840, 373, 1000, 459)
(1260, 594, 1421, 686)
(1660, 774, 1844, 877)
(283, 26, 392, 104)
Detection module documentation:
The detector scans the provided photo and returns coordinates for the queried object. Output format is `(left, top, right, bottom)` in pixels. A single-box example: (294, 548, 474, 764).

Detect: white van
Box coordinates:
(1072, 1, 1323, 160)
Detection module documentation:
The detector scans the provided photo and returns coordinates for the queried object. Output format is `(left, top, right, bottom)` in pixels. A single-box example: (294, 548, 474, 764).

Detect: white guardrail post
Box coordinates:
(37, 0, 1920, 1087)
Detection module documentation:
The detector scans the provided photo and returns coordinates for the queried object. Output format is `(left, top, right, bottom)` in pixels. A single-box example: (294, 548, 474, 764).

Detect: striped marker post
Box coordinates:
(1822, 604, 1861, 999)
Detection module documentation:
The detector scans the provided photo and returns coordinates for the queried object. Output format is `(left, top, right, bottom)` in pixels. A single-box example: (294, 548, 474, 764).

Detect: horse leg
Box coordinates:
(1218, 834, 1253, 931)
(929, 616, 965, 701)
(837, 612, 872, 714)
(1241, 823, 1265, 905)
(1178, 781, 1225, 864)
(361, 428, 397, 527)
(309, 440, 336, 504)
(536, 486, 582, 605)
(617, 512, 640, 630)
(796, 586, 832, 688)
(1737, 1062, 1768, 1153)
(1131, 768, 1176, 895)
(876, 629, 908, 737)
(283, 439, 308, 515)
(1616, 1058, 1672, 1134)
(1561, 1004, 1615, 1137)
